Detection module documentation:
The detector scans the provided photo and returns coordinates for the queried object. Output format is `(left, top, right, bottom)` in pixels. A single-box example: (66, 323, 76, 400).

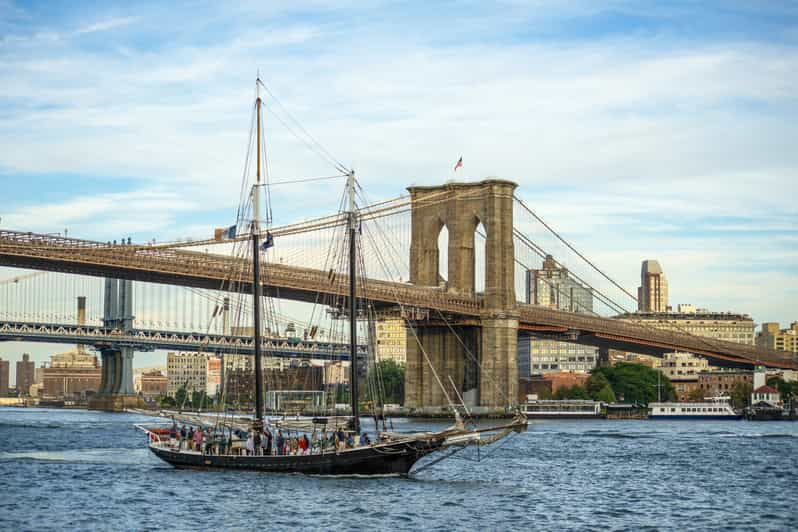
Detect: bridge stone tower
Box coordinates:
(405, 179, 518, 409)
(88, 278, 143, 411)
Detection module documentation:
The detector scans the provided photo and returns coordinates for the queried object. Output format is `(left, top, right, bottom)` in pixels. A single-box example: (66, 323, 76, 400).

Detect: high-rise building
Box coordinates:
(0, 358, 9, 396)
(526, 255, 593, 312)
(637, 260, 669, 312)
(166, 352, 208, 397)
(757, 322, 798, 361)
(524, 255, 598, 375)
(16, 353, 35, 397)
(375, 319, 407, 364)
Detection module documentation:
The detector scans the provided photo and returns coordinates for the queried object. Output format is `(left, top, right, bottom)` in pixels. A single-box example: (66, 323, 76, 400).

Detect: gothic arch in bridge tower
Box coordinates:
(405, 179, 519, 409)
(436, 223, 449, 285)
(474, 220, 487, 295)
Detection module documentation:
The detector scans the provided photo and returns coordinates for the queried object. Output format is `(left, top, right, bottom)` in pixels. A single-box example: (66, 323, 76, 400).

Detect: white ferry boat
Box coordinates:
(649, 396, 741, 420)
(519, 400, 602, 419)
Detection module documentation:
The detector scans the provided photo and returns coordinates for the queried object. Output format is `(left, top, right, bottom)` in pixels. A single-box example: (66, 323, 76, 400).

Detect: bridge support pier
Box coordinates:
(405, 326, 475, 408)
(88, 279, 143, 412)
(478, 315, 518, 407)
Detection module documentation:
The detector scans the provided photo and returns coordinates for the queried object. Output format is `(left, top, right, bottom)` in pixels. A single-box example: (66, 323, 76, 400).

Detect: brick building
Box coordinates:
(518, 371, 590, 402)
(139, 371, 168, 400)
(0, 358, 9, 396)
(226, 366, 323, 407)
(697, 370, 753, 397)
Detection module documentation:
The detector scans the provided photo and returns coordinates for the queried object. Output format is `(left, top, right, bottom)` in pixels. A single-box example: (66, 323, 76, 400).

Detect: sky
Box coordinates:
(1, 1, 797, 377)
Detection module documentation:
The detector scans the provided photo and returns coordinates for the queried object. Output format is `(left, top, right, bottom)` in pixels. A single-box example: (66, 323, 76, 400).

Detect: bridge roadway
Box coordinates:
(1, 229, 795, 370)
(0, 320, 357, 360)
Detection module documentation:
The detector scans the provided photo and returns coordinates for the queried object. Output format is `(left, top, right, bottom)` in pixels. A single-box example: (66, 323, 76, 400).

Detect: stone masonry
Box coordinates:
(405, 179, 518, 408)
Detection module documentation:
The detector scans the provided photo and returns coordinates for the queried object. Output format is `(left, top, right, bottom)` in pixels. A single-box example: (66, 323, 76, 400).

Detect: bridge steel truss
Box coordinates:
(0, 320, 357, 360)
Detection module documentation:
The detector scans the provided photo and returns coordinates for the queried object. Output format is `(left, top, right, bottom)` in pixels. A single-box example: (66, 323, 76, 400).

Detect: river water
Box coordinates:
(0, 408, 795, 531)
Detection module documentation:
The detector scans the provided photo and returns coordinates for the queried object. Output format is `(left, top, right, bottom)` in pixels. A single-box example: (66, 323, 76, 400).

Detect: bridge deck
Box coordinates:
(1, 230, 794, 370)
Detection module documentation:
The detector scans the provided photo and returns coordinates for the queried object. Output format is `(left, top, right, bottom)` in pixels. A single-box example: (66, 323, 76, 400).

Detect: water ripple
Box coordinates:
(0, 409, 796, 530)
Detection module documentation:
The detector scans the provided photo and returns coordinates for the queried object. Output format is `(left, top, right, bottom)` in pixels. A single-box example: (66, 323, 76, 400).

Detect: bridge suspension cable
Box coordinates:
(514, 196, 638, 303)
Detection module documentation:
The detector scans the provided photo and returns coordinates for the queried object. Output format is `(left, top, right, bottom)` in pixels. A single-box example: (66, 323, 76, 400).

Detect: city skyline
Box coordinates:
(1, 2, 797, 379)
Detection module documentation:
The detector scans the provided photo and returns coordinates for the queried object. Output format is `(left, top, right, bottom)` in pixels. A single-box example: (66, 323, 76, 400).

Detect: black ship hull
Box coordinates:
(149, 438, 445, 476)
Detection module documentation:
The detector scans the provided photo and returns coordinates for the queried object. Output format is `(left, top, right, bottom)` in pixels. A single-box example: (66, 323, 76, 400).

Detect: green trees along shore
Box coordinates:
(542, 363, 676, 405)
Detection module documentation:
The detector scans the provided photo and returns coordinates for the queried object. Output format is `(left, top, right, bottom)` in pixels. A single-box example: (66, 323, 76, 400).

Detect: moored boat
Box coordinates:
(649, 396, 741, 420)
(519, 399, 602, 419)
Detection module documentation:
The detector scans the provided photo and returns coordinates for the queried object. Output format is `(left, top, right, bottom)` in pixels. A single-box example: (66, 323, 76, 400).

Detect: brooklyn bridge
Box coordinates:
(1, 179, 794, 410)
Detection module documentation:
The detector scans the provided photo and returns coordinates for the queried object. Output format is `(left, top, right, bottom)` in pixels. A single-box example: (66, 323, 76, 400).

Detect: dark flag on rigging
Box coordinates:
(260, 231, 274, 251)
(453, 156, 463, 171)
(214, 224, 237, 242)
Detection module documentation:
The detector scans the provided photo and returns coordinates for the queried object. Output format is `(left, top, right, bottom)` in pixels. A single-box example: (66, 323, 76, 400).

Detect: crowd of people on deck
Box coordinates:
(162, 423, 373, 457)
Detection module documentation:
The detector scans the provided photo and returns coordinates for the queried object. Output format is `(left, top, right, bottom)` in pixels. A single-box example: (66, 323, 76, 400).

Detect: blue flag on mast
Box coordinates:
(260, 231, 274, 251)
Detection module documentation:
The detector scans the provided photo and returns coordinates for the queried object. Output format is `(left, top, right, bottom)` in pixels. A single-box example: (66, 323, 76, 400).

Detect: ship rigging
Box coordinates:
(138, 77, 526, 476)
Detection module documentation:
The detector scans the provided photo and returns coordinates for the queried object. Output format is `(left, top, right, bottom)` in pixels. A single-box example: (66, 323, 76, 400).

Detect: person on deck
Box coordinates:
(359, 432, 370, 446)
(169, 423, 177, 443)
(194, 427, 204, 453)
(245, 433, 254, 456)
(218, 433, 227, 455)
(298, 435, 307, 455)
(204, 429, 213, 455)
(264, 430, 273, 456)
(260, 432, 268, 456)
(275, 430, 285, 456)
(187, 427, 195, 451)
(253, 431, 262, 456)
(179, 425, 188, 450)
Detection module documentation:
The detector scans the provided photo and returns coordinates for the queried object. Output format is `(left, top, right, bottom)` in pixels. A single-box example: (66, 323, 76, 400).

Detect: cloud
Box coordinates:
(1, 190, 198, 239)
(75, 16, 139, 35)
(0, 0, 796, 328)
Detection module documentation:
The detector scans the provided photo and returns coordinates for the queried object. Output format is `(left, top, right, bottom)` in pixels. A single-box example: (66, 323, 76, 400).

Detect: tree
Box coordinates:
(191, 390, 212, 410)
(767, 377, 798, 401)
(554, 385, 590, 400)
(687, 388, 705, 402)
(586, 372, 611, 400)
(729, 381, 752, 409)
(591, 363, 675, 405)
(174, 386, 187, 409)
(159, 395, 175, 408)
(372, 360, 405, 405)
(595, 384, 616, 404)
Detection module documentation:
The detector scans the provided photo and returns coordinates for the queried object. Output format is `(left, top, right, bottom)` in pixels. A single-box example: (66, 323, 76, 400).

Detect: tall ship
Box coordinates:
(139, 78, 526, 476)
(649, 396, 741, 420)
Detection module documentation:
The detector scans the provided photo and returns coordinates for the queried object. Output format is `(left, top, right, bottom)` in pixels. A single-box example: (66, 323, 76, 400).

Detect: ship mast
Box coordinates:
(251, 77, 265, 431)
(347, 169, 360, 434)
